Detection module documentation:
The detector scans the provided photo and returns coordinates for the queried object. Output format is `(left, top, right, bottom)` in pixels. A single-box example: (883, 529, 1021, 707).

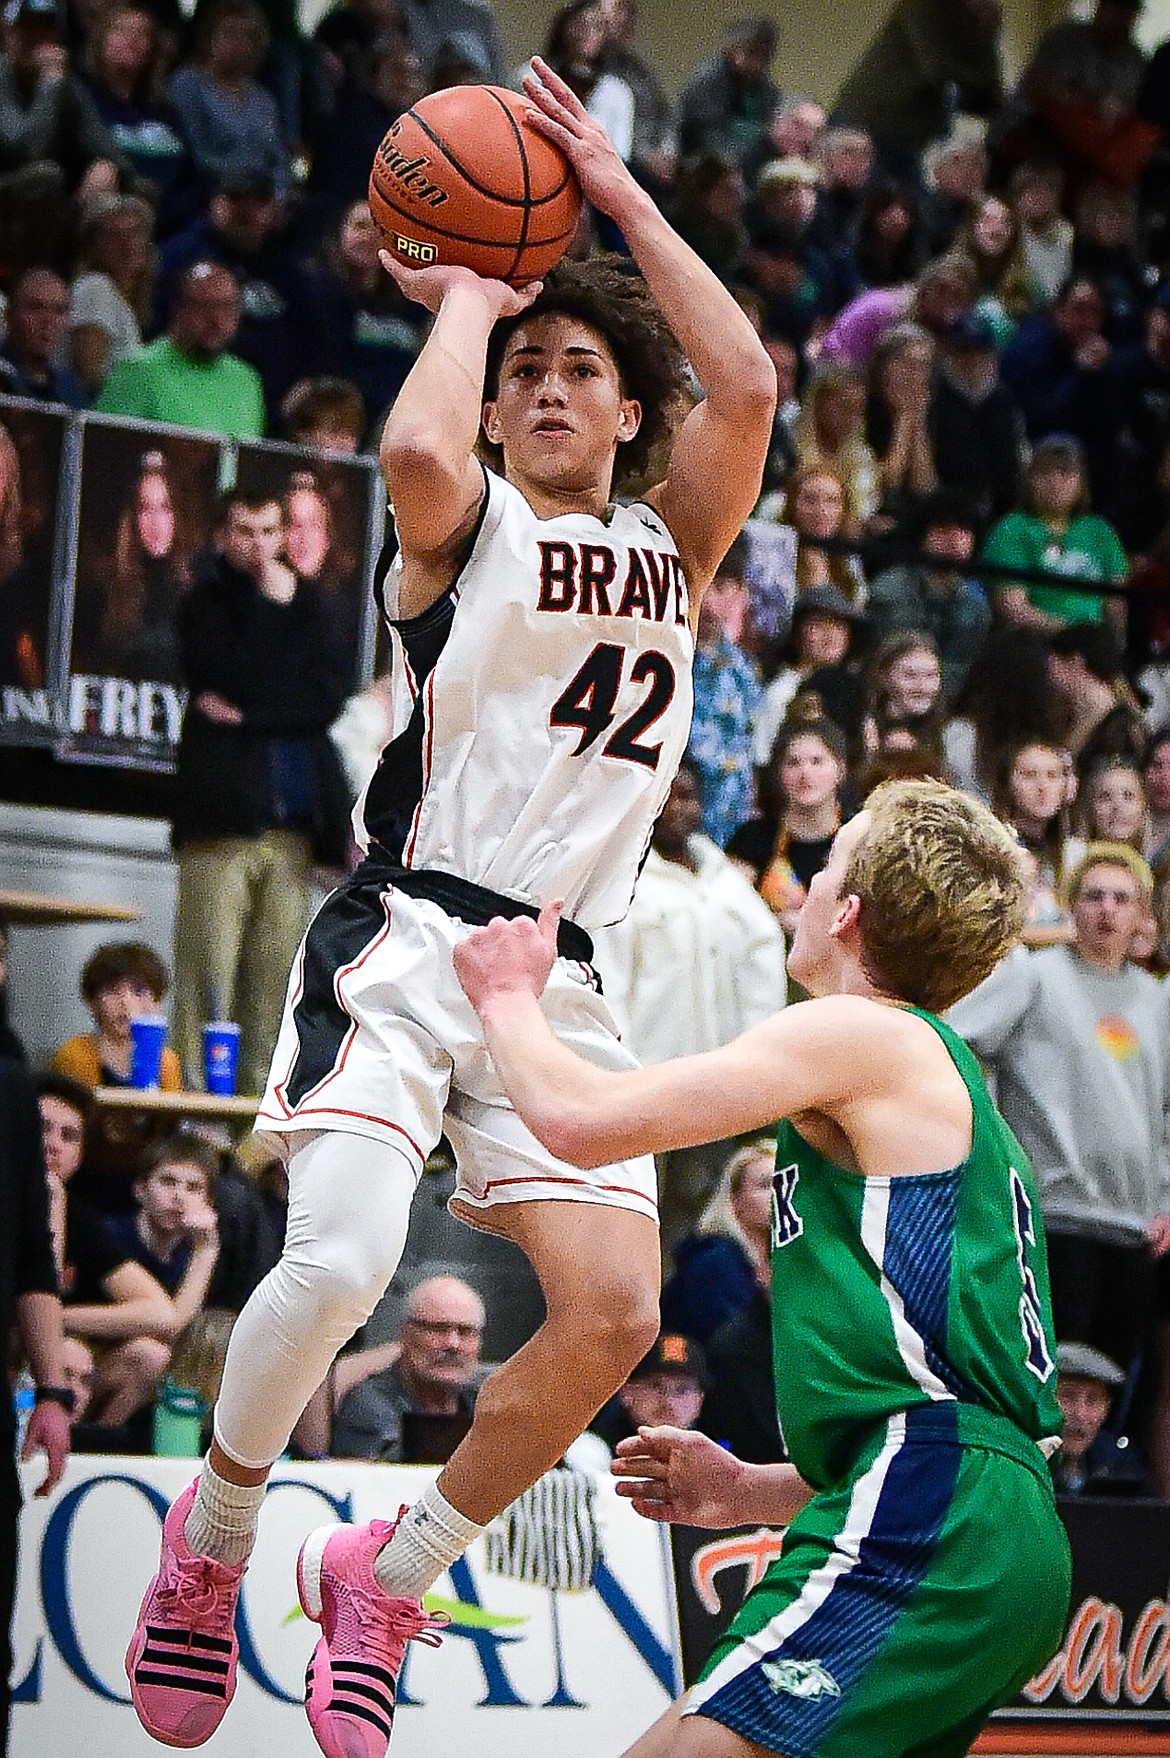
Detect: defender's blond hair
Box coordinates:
(1066, 841, 1154, 903)
(842, 779, 1026, 1012)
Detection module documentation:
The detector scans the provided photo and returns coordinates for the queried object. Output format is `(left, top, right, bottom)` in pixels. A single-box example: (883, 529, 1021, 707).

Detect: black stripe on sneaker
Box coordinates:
(133, 1671, 228, 1698)
(329, 1697, 392, 1739)
(146, 1627, 233, 1653)
(331, 1677, 394, 1710)
(140, 1647, 230, 1674)
(333, 1659, 398, 1687)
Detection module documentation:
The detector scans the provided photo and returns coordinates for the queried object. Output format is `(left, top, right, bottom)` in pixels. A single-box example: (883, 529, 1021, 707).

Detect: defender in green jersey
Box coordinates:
(453, 778, 1071, 1758)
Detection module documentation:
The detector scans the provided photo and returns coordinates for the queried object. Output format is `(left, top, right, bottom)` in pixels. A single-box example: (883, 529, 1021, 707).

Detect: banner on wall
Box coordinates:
(0, 397, 384, 775)
(57, 417, 226, 770)
(0, 397, 75, 747)
(670, 1499, 1170, 1754)
(10, 1456, 680, 1758)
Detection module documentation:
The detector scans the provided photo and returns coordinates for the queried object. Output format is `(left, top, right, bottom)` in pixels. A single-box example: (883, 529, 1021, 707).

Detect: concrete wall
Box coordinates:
(0, 804, 176, 1068)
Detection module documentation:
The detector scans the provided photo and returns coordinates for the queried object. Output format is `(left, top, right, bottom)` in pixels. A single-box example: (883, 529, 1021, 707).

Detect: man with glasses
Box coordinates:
(331, 1275, 486, 1462)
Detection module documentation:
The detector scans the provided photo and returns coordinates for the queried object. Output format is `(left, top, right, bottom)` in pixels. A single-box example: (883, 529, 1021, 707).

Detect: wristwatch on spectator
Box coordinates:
(34, 1385, 76, 1414)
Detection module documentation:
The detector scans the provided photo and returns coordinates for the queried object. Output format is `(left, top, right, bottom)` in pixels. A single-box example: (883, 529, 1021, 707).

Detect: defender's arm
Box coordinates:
(454, 907, 870, 1167)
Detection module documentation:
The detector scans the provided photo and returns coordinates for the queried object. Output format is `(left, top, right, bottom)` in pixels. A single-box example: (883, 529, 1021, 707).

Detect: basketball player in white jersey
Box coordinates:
(126, 56, 775, 1758)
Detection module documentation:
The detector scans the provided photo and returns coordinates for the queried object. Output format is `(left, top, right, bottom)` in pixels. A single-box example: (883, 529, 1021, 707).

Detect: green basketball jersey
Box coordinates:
(769, 1007, 1062, 1489)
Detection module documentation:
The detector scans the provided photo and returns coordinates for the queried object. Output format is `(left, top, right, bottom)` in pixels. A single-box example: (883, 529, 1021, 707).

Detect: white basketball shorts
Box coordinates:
(255, 860, 658, 1226)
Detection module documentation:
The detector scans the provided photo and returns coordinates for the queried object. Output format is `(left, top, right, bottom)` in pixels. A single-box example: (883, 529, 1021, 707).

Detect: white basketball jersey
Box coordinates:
(362, 467, 695, 930)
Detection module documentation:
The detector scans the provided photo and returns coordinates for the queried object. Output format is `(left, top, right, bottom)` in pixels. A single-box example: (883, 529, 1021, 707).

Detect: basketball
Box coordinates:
(369, 85, 583, 287)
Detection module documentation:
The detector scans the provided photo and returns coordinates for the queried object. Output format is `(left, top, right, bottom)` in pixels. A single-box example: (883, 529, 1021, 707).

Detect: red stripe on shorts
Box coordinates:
(482, 1172, 655, 1203)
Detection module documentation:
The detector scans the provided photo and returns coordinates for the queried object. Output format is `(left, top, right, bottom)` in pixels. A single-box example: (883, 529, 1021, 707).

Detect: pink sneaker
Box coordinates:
(297, 1515, 445, 1758)
(124, 1479, 246, 1748)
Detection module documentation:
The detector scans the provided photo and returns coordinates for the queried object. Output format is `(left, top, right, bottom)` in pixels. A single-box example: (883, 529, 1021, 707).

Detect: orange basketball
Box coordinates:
(369, 85, 582, 287)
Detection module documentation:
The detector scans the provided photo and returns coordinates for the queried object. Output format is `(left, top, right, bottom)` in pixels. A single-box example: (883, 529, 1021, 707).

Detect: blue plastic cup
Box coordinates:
(129, 1015, 167, 1088)
(203, 1021, 241, 1095)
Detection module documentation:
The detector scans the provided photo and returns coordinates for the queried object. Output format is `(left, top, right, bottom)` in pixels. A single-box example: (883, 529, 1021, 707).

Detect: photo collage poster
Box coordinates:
(0, 397, 73, 747)
(0, 397, 384, 772)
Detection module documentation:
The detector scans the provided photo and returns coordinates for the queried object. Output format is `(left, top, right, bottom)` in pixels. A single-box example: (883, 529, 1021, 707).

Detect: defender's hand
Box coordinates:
(612, 1426, 749, 1527)
(522, 56, 638, 219)
(454, 902, 562, 1013)
(379, 252, 542, 320)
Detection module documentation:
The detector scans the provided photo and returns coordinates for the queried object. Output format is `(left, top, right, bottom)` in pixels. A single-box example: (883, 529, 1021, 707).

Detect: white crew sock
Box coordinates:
(374, 1482, 484, 1599)
(183, 1457, 267, 1566)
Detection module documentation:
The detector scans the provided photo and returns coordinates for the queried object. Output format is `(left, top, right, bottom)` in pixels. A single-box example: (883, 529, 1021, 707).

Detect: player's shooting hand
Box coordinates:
(522, 56, 637, 218)
(612, 1426, 749, 1527)
(453, 902, 562, 1013)
(379, 252, 542, 320)
(23, 1400, 70, 1497)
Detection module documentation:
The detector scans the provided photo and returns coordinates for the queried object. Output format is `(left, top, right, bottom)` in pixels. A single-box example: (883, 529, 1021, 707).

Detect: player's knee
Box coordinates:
(558, 1282, 659, 1379)
(282, 1235, 396, 1332)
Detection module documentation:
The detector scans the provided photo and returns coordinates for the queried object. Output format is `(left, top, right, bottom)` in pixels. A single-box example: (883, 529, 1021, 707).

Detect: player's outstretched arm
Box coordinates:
(611, 1428, 813, 1529)
(453, 907, 874, 1167)
(523, 56, 776, 595)
(378, 260, 541, 617)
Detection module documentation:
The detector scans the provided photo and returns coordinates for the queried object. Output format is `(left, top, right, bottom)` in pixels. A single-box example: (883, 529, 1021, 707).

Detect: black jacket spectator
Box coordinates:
(698, 1287, 785, 1463)
(81, 4, 203, 236)
(1104, 303, 1170, 549)
(1000, 281, 1122, 501)
(172, 549, 354, 864)
(931, 320, 1026, 522)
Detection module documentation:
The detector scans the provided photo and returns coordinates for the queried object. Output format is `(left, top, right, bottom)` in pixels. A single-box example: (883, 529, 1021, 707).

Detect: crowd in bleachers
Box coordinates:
(5, 0, 1170, 1496)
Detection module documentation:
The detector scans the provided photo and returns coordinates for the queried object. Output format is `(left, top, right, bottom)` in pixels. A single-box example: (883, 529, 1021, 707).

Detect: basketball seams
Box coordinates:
(367, 184, 580, 253)
(368, 85, 581, 282)
(487, 88, 532, 285)
(391, 103, 574, 210)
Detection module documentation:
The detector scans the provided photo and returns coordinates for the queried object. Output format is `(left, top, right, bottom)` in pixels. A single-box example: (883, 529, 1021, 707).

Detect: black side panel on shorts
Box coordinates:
(282, 869, 390, 1109)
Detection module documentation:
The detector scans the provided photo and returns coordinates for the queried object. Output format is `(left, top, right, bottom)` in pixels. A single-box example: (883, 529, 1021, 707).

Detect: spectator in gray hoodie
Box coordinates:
(949, 841, 1170, 1385)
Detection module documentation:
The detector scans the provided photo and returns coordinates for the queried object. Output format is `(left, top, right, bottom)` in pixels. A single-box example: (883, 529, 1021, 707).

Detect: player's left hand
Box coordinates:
(1150, 1212, 1170, 1257)
(22, 1400, 70, 1497)
(453, 902, 561, 1012)
(522, 56, 638, 219)
(612, 1426, 748, 1527)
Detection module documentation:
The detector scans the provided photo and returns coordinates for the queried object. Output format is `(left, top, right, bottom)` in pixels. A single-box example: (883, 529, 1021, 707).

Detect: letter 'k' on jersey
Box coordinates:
(361, 468, 695, 930)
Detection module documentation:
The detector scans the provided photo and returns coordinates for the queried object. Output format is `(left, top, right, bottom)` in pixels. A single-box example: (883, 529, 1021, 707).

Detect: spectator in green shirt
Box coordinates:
(982, 432, 1128, 635)
(96, 261, 265, 440)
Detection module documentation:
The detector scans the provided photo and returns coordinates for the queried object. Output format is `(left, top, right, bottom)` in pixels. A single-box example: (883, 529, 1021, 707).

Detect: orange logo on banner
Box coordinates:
(1023, 1596, 1170, 1707)
(690, 1529, 786, 1615)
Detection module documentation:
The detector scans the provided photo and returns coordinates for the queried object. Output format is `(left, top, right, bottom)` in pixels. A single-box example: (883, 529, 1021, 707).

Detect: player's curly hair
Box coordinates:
(482, 255, 691, 492)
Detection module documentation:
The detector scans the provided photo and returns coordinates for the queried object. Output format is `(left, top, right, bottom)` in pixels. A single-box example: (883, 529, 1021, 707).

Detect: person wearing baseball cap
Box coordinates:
(1051, 1341, 1152, 1495)
(590, 1332, 709, 1453)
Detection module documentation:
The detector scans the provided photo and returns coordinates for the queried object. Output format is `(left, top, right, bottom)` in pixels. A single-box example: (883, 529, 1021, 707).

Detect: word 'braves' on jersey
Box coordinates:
(361, 467, 696, 931)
